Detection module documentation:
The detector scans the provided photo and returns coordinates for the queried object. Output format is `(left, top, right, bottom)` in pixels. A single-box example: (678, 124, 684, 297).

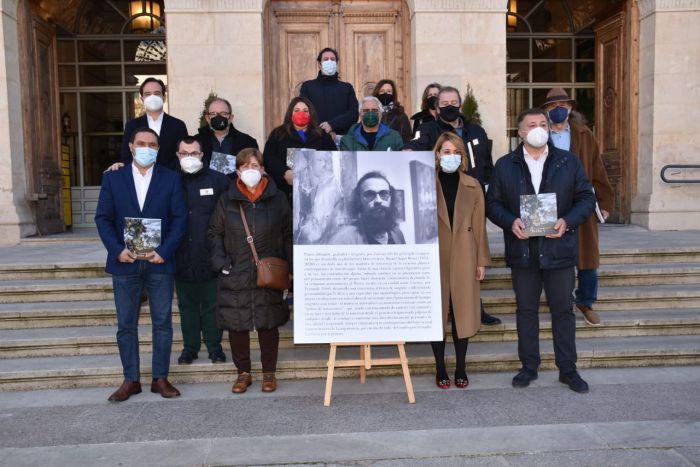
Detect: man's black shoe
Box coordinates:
(559, 371, 589, 393)
(512, 369, 538, 388)
(481, 311, 502, 325)
(177, 350, 198, 365)
(209, 349, 227, 364)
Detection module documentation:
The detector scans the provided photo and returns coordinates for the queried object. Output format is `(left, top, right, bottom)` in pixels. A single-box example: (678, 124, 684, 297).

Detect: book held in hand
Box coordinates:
(520, 193, 558, 237)
(124, 217, 161, 257)
(209, 151, 236, 175)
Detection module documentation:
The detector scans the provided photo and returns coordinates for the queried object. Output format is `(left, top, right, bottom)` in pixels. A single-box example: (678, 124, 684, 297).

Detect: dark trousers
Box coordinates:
(229, 328, 279, 374)
(511, 262, 577, 374)
(175, 279, 223, 355)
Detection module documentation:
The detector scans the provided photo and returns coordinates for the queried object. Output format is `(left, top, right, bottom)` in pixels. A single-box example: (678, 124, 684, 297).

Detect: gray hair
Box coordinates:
(359, 95, 384, 113)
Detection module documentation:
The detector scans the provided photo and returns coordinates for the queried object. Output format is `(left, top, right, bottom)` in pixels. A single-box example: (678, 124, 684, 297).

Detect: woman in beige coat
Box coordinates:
(432, 132, 491, 389)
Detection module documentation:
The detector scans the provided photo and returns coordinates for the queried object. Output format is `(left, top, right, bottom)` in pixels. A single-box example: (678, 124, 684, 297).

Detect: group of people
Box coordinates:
(95, 46, 613, 402)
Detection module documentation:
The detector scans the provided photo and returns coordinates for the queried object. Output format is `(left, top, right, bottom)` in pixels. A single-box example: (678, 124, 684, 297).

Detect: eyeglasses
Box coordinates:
(207, 112, 231, 118)
(177, 152, 202, 157)
(361, 190, 390, 203)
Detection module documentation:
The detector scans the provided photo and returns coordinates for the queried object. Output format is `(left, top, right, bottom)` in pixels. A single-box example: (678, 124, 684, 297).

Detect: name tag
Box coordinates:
(200, 188, 214, 196)
(472, 138, 479, 146)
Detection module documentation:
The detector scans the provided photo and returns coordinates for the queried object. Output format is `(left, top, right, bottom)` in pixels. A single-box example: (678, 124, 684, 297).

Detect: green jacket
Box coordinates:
(339, 123, 404, 151)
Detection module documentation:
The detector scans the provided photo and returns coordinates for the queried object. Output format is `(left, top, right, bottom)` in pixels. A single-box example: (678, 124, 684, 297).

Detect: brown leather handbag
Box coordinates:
(239, 204, 291, 291)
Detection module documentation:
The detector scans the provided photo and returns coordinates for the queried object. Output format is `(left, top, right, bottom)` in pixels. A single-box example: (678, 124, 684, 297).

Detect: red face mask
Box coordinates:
(292, 111, 310, 127)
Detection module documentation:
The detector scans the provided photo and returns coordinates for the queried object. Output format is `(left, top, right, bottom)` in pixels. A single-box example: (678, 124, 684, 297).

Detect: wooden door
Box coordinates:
(18, 2, 64, 234)
(264, 0, 410, 135)
(595, 3, 638, 223)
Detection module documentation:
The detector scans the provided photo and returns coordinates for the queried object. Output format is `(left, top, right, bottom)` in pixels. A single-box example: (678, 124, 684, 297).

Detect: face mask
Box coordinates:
(133, 147, 157, 167)
(427, 95, 438, 110)
(377, 94, 393, 107)
(143, 95, 164, 112)
(525, 126, 550, 148)
(548, 106, 569, 124)
(439, 105, 461, 123)
(291, 111, 310, 127)
(320, 60, 337, 76)
(362, 111, 380, 127)
(210, 115, 229, 131)
(239, 169, 262, 188)
(439, 153, 462, 173)
(179, 156, 203, 174)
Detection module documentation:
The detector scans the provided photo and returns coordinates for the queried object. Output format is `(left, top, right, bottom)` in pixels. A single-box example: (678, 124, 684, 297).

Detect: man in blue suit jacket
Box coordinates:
(96, 127, 187, 402)
(120, 77, 188, 171)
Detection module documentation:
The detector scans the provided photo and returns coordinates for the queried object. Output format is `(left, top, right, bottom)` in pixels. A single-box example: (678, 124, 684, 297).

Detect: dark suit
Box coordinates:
(120, 113, 188, 171)
(95, 163, 187, 381)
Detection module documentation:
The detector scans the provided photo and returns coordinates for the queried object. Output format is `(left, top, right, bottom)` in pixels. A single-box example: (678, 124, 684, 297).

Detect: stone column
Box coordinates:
(164, 0, 266, 144)
(0, 0, 35, 245)
(633, 0, 700, 229)
(408, 0, 508, 158)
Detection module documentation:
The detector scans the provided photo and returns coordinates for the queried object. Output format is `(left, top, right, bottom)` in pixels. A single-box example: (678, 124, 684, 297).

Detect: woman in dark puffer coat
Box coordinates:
(208, 148, 292, 394)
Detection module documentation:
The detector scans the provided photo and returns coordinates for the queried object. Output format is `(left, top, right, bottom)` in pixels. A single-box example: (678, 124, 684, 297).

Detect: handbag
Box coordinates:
(239, 204, 291, 291)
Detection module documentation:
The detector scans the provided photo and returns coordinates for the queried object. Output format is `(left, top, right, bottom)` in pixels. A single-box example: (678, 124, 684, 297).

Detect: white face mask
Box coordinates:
(320, 60, 337, 76)
(439, 153, 462, 173)
(179, 156, 203, 174)
(525, 126, 549, 148)
(143, 95, 164, 112)
(239, 169, 262, 188)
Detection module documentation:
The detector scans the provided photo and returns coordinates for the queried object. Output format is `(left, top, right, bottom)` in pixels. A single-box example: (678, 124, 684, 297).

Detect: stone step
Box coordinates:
(0, 278, 114, 304)
(1, 334, 698, 391)
(0, 263, 106, 280)
(481, 262, 700, 290)
(481, 284, 700, 314)
(1, 308, 699, 359)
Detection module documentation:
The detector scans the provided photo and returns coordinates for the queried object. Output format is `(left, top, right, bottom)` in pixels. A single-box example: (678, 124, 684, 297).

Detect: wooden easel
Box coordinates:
(323, 341, 415, 406)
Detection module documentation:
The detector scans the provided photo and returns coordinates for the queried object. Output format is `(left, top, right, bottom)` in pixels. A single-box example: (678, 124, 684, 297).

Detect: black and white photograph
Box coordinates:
(123, 217, 161, 255)
(209, 151, 236, 175)
(520, 193, 558, 236)
(293, 150, 438, 245)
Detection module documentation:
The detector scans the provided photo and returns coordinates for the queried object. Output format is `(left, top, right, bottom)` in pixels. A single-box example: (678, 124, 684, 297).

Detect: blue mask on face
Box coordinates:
(133, 147, 157, 167)
(321, 60, 337, 76)
(548, 106, 569, 124)
(439, 154, 462, 173)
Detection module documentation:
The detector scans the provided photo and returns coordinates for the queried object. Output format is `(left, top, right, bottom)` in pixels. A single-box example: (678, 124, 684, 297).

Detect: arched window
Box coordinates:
(506, 0, 600, 149)
(56, 0, 166, 226)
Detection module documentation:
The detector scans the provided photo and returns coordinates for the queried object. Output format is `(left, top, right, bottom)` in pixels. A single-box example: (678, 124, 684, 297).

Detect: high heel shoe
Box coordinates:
(435, 374, 450, 389)
(454, 374, 469, 389)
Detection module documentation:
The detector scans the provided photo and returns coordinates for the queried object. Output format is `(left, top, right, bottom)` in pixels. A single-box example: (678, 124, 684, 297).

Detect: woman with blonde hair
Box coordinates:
(432, 132, 491, 389)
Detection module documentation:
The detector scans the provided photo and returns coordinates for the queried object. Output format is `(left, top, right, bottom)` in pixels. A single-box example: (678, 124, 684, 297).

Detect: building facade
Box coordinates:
(1, 0, 699, 244)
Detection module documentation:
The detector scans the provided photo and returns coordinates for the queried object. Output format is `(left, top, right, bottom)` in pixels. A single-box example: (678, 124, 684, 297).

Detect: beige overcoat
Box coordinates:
(437, 172, 491, 340)
(569, 121, 615, 270)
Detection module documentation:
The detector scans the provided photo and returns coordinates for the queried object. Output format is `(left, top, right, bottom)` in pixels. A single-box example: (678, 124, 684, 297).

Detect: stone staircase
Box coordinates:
(1, 235, 700, 391)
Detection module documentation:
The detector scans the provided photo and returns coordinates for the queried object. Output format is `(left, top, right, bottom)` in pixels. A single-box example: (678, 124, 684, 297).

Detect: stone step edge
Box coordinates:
(1, 350, 699, 391)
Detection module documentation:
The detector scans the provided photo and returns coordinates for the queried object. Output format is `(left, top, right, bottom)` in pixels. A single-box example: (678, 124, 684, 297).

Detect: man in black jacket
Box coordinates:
(120, 77, 188, 171)
(300, 48, 359, 136)
(174, 136, 231, 364)
(405, 86, 499, 325)
(487, 108, 596, 393)
(197, 97, 258, 173)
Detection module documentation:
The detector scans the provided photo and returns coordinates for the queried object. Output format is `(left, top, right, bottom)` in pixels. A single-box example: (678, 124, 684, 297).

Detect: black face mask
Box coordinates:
(439, 105, 461, 123)
(210, 116, 229, 131)
(427, 95, 438, 110)
(377, 93, 394, 107)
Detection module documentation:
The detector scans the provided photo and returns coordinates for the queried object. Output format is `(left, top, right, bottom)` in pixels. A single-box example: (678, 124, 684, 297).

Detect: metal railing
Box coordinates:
(660, 165, 700, 184)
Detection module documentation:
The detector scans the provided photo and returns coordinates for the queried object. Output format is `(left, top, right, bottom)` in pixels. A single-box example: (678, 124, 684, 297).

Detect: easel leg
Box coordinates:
(324, 344, 337, 407)
(359, 345, 367, 384)
(397, 343, 416, 404)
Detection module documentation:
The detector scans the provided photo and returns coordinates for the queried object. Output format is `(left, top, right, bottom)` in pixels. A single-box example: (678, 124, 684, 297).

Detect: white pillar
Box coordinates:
(164, 0, 266, 144)
(633, 0, 700, 229)
(408, 0, 508, 158)
(0, 0, 35, 245)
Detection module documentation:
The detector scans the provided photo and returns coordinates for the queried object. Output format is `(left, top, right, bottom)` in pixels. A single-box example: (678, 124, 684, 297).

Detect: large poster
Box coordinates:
(292, 150, 442, 344)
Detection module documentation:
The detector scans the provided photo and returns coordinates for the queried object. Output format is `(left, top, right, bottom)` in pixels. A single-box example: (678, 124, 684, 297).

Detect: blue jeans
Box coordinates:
(575, 268, 598, 308)
(112, 262, 174, 381)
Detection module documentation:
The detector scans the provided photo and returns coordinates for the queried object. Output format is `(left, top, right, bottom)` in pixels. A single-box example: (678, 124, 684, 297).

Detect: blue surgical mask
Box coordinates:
(321, 60, 337, 76)
(548, 106, 569, 124)
(133, 147, 157, 167)
(439, 153, 462, 173)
